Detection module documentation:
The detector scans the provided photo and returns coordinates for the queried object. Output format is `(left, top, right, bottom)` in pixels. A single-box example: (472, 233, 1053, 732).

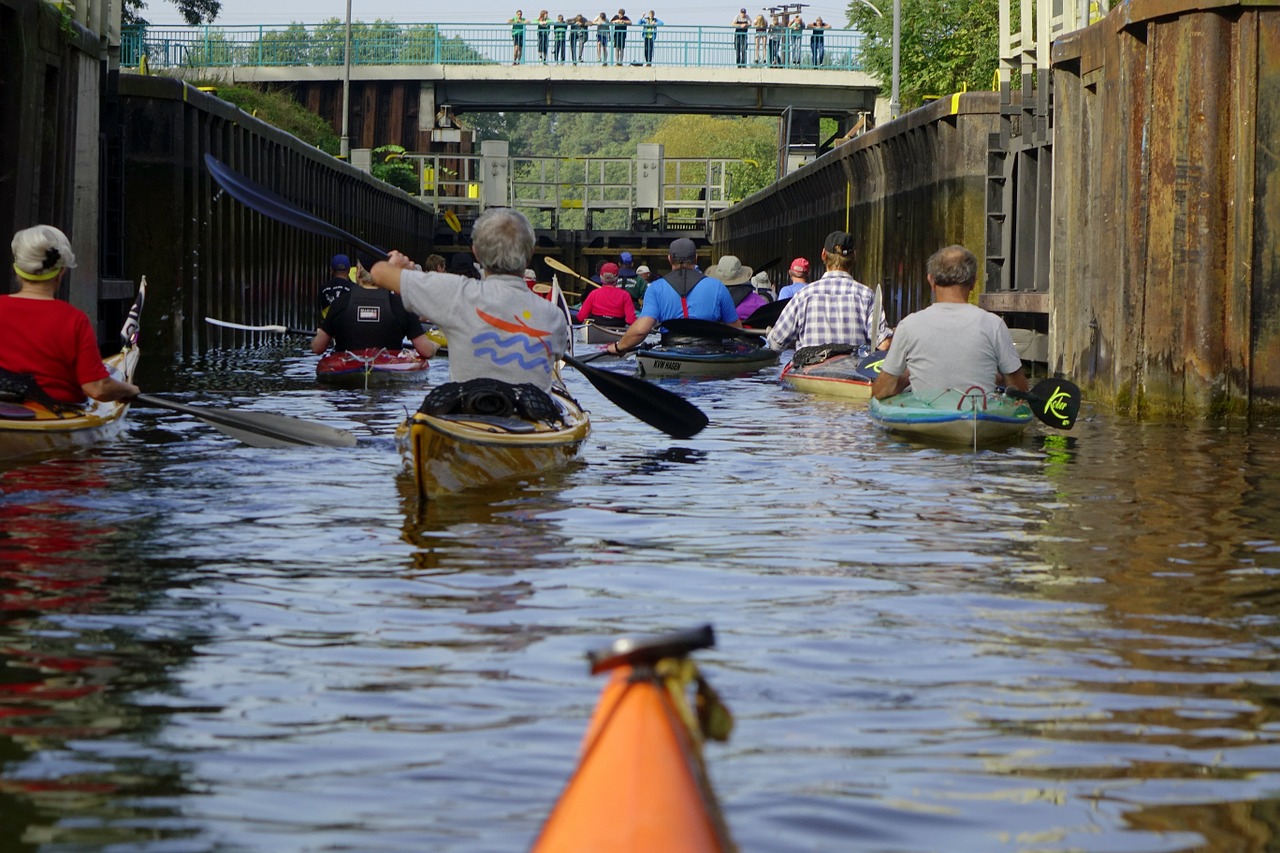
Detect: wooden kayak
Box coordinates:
(869, 386, 1034, 446)
(780, 345, 879, 400)
(634, 340, 778, 378)
(573, 321, 628, 345)
(316, 348, 430, 387)
(531, 625, 734, 853)
(0, 278, 146, 463)
(395, 383, 589, 498)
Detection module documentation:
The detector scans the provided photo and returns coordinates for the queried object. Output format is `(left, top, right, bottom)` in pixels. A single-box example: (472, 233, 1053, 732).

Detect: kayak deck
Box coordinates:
(635, 340, 778, 378)
(869, 386, 1034, 445)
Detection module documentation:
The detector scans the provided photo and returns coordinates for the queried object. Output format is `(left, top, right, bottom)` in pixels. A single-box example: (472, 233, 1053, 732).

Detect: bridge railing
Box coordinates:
(120, 22, 865, 72)
(401, 152, 742, 232)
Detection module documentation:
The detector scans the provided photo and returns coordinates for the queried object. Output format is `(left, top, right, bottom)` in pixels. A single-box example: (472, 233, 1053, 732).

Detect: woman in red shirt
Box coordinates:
(1, 225, 139, 405)
(574, 262, 636, 327)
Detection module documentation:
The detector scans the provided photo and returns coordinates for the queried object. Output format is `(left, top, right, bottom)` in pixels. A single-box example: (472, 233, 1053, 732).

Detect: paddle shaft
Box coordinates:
(544, 256, 601, 290)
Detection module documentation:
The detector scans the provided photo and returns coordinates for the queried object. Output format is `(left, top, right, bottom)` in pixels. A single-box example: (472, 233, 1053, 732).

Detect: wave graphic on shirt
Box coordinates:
(471, 308, 556, 374)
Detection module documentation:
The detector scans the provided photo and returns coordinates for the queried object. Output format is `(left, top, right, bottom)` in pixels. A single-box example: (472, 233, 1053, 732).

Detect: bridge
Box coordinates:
(124, 21, 883, 119)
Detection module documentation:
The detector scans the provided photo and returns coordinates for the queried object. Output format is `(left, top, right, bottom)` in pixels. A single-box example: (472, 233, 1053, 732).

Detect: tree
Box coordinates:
(124, 0, 221, 27)
(847, 0, 999, 112)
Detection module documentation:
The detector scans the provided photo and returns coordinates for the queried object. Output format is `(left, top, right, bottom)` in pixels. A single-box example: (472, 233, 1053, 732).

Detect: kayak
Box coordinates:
(635, 339, 778, 378)
(531, 625, 734, 853)
(780, 344, 878, 400)
(574, 321, 628, 345)
(395, 381, 590, 498)
(869, 386, 1034, 446)
(0, 278, 146, 463)
(316, 348, 430, 387)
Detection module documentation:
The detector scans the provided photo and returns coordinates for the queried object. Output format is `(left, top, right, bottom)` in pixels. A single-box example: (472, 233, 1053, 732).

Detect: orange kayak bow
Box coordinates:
(531, 625, 735, 853)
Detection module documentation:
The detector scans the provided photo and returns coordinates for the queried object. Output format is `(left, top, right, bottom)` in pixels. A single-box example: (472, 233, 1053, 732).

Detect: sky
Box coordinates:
(144, 0, 856, 29)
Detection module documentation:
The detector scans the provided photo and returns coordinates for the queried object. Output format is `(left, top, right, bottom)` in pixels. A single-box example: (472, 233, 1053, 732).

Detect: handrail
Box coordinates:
(120, 21, 865, 72)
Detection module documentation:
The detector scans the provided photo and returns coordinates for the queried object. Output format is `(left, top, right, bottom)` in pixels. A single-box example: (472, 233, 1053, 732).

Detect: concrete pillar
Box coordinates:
(480, 139, 510, 208)
(636, 143, 662, 209)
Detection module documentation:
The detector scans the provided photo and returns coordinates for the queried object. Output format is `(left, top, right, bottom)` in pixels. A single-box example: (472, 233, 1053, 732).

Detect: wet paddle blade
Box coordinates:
(742, 297, 789, 329)
(136, 394, 358, 447)
(1022, 377, 1081, 430)
(206, 317, 313, 337)
(204, 155, 389, 261)
(563, 356, 708, 439)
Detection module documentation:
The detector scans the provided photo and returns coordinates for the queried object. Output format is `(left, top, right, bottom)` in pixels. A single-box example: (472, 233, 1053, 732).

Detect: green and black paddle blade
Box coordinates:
(562, 356, 708, 439)
(1008, 377, 1081, 430)
(661, 318, 766, 343)
(135, 394, 358, 448)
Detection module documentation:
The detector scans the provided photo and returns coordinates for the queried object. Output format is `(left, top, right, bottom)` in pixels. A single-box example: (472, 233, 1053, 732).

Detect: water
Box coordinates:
(2, 343, 1279, 852)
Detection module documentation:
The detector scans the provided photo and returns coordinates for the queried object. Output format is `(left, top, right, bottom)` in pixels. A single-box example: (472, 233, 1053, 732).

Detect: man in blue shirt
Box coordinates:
(605, 237, 741, 355)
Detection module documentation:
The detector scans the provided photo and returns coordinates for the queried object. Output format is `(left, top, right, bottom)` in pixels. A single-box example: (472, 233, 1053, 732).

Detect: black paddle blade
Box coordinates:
(854, 349, 886, 382)
(661, 318, 765, 343)
(204, 155, 389, 261)
(1007, 378, 1081, 430)
(136, 394, 358, 447)
(563, 356, 708, 439)
(742, 297, 789, 329)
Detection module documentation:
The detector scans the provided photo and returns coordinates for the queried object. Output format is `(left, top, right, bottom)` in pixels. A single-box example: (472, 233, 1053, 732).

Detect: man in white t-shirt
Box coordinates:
(872, 245, 1028, 398)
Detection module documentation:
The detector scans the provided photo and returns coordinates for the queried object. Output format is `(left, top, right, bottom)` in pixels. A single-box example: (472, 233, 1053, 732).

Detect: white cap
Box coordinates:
(636, 265, 651, 274)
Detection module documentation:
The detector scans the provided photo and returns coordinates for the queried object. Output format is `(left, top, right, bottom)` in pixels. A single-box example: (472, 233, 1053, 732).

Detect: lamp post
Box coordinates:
(890, 0, 901, 119)
(340, 0, 352, 159)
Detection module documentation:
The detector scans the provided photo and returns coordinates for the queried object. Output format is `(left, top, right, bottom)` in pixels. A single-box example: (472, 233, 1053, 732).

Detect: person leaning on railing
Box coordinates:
(509, 9, 529, 65)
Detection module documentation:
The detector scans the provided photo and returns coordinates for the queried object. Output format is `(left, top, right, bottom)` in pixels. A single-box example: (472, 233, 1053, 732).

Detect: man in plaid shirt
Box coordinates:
(765, 231, 891, 353)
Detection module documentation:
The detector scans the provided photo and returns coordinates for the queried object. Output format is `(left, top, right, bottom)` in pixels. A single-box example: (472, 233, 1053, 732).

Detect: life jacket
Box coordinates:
(663, 268, 706, 318)
(331, 287, 404, 351)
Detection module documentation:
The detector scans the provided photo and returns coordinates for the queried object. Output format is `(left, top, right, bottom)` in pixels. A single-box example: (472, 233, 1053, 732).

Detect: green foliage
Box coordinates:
(370, 145, 420, 194)
(847, 0, 999, 110)
(198, 83, 341, 155)
(646, 115, 776, 201)
(124, 0, 220, 27)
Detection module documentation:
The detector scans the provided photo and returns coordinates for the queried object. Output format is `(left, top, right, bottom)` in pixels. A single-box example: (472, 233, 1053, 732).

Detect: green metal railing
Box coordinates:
(120, 21, 864, 72)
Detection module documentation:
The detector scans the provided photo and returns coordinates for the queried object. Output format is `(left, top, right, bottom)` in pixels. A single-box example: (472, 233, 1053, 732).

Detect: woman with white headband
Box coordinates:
(1, 225, 140, 405)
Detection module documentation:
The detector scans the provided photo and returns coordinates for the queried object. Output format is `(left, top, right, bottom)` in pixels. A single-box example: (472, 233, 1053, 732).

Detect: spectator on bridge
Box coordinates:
(604, 237, 743, 356)
(575, 262, 636, 327)
(553, 14, 568, 63)
(788, 15, 804, 65)
(640, 11, 661, 65)
(765, 232, 891, 355)
(318, 253, 353, 320)
(611, 9, 632, 65)
(872, 244, 1027, 399)
(592, 12, 611, 64)
(752, 13, 768, 63)
(0, 224, 141, 406)
(571, 14, 589, 62)
(312, 274, 437, 360)
(810, 17, 830, 66)
(767, 14, 783, 66)
(733, 8, 751, 67)
(510, 10, 529, 64)
(536, 11, 552, 63)
(778, 257, 809, 299)
(365, 208, 569, 392)
(625, 264, 653, 308)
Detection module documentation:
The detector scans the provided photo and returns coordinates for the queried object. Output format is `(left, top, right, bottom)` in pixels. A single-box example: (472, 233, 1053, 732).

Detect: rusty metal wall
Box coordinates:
(710, 94, 999, 325)
(1052, 1, 1277, 418)
(118, 74, 436, 370)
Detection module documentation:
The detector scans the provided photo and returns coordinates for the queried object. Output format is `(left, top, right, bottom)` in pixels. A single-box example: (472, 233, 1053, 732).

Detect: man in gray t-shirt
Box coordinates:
(365, 208, 568, 391)
(872, 245, 1028, 399)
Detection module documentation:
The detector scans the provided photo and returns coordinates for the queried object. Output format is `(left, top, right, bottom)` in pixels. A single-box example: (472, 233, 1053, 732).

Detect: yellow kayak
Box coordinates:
(0, 278, 146, 462)
(532, 625, 735, 853)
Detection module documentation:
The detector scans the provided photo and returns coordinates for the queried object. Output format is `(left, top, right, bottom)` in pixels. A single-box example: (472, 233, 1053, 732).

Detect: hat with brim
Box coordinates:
(711, 255, 753, 286)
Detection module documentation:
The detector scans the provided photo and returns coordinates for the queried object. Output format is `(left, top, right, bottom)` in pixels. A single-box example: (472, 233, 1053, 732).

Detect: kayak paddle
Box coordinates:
(662, 318, 767, 343)
(741, 296, 789, 329)
(1006, 377, 1081, 430)
(205, 156, 709, 439)
(206, 317, 314, 337)
(544, 256, 601, 290)
(135, 394, 358, 447)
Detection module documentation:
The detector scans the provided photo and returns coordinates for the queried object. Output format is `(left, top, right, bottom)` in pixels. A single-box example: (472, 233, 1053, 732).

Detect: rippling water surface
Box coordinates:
(2, 343, 1279, 852)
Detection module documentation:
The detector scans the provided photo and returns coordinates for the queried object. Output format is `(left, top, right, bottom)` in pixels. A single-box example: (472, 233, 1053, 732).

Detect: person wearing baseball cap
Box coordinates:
(624, 263, 653, 308)
(765, 230, 892, 356)
(575, 261, 636, 328)
(618, 250, 637, 279)
(872, 244, 1028, 400)
(778, 257, 810, 300)
(604, 237, 741, 356)
(317, 253, 354, 321)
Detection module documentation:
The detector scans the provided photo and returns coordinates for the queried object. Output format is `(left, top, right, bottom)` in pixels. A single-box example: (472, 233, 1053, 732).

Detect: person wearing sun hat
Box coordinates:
(0, 225, 140, 405)
(605, 237, 741, 356)
(778, 257, 810, 299)
(765, 231, 892, 355)
(711, 255, 771, 321)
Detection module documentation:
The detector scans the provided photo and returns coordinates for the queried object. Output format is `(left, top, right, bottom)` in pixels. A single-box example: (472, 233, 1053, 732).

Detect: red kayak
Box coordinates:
(316, 348, 430, 387)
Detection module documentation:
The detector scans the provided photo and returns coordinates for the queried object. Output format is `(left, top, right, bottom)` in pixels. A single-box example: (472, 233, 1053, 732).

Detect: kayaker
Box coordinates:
(711, 255, 768, 322)
(574, 262, 636, 327)
(871, 244, 1029, 399)
(0, 225, 140, 405)
(311, 276, 437, 358)
(364, 208, 569, 392)
(623, 264, 652, 308)
(777, 258, 810, 299)
(317, 254, 353, 322)
(765, 231, 892, 355)
(604, 237, 742, 356)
